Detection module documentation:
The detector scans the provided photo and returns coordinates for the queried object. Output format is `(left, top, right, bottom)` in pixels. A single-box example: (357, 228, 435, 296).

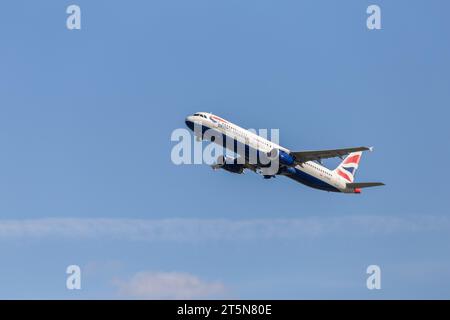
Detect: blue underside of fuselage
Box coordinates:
(185, 121, 340, 192)
(280, 166, 339, 192)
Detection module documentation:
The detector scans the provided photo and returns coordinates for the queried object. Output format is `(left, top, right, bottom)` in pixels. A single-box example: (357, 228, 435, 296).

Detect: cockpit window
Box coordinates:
(193, 113, 200, 116)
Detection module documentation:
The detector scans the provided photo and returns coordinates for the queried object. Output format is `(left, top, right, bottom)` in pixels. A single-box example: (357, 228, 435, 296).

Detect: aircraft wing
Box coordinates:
(290, 146, 371, 163)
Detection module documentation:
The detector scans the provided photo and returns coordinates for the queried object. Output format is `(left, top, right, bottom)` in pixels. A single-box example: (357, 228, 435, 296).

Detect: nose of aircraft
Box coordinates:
(185, 115, 195, 131)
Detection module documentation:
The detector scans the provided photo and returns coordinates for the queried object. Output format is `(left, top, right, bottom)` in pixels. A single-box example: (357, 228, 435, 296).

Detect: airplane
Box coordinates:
(185, 112, 384, 194)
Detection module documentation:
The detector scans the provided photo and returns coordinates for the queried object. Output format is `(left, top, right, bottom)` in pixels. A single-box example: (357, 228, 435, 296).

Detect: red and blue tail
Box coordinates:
(334, 152, 363, 183)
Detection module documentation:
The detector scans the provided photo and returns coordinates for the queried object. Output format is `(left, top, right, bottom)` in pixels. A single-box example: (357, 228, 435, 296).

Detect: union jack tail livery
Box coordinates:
(334, 151, 362, 183)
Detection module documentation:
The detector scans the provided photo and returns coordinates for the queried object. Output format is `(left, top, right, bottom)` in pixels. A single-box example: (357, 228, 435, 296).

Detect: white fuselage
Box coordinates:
(185, 112, 352, 193)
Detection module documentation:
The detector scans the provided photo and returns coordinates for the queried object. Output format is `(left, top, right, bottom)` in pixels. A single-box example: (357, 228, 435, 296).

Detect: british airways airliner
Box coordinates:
(185, 112, 384, 194)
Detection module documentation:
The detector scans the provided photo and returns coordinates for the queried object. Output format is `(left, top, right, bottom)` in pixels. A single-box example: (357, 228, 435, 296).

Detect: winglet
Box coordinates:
(369, 146, 374, 152)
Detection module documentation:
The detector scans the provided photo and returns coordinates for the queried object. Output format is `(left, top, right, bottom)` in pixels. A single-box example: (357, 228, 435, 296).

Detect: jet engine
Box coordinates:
(267, 148, 295, 166)
(211, 156, 245, 174)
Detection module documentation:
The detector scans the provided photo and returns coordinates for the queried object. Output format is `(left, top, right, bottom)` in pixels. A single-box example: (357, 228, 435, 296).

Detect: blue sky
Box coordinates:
(0, 0, 449, 299)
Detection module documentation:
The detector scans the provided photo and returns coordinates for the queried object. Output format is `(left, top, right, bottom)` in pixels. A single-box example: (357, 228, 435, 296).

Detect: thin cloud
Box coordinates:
(0, 216, 449, 241)
(114, 271, 227, 299)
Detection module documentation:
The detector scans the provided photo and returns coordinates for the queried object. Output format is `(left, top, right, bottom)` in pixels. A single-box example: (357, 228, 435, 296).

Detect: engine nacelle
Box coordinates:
(267, 149, 295, 167)
(212, 156, 245, 174)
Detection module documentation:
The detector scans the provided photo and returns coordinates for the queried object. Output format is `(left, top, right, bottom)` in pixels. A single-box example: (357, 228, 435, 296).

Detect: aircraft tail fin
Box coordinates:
(334, 151, 363, 183)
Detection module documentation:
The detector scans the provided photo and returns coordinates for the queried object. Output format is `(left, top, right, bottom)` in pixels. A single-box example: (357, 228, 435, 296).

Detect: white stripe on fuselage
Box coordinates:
(189, 112, 349, 192)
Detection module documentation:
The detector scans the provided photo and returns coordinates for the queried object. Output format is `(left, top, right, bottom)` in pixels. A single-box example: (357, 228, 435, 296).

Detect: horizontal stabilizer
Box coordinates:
(346, 182, 385, 188)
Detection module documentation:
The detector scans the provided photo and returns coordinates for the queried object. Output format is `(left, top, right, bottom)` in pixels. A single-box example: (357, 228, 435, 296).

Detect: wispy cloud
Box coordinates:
(0, 215, 449, 241)
(114, 271, 227, 299)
